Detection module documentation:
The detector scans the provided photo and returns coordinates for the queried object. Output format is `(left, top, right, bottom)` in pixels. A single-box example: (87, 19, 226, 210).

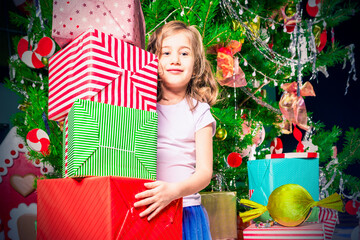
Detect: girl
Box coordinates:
(134, 20, 218, 239)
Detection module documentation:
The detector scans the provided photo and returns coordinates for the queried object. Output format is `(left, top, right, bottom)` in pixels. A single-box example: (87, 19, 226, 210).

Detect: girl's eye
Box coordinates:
(181, 52, 189, 56)
(162, 51, 170, 56)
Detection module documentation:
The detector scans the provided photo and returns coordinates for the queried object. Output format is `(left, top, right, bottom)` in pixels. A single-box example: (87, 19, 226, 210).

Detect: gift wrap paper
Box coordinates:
(49, 28, 158, 122)
(63, 99, 157, 179)
(37, 177, 183, 240)
(248, 158, 319, 206)
(201, 192, 237, 239)
(243, 223, 325, 240)
(52, 0, 146, 49)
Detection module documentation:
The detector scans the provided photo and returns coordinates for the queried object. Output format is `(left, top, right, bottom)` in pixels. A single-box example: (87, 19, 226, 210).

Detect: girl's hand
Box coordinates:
(134, 181, 178, 221)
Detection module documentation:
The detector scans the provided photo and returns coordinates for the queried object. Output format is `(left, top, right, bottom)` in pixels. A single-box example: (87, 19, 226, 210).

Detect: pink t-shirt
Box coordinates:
(156, 98, 216, 207)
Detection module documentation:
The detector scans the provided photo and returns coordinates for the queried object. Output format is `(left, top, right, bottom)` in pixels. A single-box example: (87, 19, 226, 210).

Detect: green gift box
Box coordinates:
(63, 99, 157, 179)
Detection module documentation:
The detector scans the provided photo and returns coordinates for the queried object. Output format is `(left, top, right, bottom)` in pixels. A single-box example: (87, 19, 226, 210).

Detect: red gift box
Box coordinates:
(52, 0, 146, 49)
(243, 223, 325, 240)
(48, 28, 158, 122)
(37, 176, 182, 240)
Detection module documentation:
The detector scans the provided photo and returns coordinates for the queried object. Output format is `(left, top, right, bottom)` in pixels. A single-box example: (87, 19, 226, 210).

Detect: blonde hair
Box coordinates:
(147, 21, 218, 109)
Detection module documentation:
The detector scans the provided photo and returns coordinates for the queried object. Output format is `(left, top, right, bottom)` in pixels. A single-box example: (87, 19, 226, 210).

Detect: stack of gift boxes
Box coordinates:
(36, 2, 182, 239)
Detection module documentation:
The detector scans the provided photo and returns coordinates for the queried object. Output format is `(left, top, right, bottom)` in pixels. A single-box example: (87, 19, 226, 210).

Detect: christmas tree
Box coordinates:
(4, 0, 360, 210)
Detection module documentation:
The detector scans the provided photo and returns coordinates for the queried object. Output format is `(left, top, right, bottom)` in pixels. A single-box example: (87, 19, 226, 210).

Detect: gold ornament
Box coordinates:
(313, 25, 322, 47)
(57, 121, 64, 132)
(232, 19, 242, 31)
(285, 2, 297, 17)
(244, 16, 260, 40)
(41, 57, 49, 66)
(215, 128, 227, 141)
(18, 102, 30, 111)
(231, 20, 246, 44)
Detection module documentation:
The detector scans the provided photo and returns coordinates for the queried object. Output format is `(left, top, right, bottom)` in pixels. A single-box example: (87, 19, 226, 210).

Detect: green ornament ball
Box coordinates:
(41, 57, 49, 66)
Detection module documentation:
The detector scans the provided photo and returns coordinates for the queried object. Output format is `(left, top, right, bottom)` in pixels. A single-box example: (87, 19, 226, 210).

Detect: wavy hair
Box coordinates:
(147, 21, 218, 109)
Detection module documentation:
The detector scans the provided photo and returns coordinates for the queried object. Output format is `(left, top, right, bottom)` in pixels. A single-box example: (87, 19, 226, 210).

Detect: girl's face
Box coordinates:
(158, 31, 195, 93)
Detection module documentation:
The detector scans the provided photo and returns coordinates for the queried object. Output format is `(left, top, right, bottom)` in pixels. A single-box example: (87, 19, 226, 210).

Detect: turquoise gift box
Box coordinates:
(247, 157, 319, 206)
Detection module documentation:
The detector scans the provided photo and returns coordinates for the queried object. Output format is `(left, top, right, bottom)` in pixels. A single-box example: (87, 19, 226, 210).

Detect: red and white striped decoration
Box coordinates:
(48, 28, 158, 122)
(249, 189, 254, 199)
(62, 117, 69, 177)
(270, 138, 283, 154)
(243, 223, 325, 239)
(319, 207, 338, 240)
(265, 152, 319, 159)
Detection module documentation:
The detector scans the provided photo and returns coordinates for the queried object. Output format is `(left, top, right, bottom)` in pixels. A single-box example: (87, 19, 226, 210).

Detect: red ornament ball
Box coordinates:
(227, 152, 243, 168)
(26, 128, 50, 156)
(345, 200, 360, 215)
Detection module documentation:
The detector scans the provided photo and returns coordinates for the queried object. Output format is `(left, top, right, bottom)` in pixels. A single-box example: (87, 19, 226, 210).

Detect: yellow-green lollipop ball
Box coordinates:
(267, 184, 314, 227)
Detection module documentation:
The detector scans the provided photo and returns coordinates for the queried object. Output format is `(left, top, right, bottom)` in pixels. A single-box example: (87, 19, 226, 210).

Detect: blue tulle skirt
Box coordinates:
(182, 205, 212, 240)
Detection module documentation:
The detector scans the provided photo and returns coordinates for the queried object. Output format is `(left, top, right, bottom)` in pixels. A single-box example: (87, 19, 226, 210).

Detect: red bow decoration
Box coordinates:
(279, 81, 316, 134)
(208, 40, 246, 87)
(280, 6, 300, 33)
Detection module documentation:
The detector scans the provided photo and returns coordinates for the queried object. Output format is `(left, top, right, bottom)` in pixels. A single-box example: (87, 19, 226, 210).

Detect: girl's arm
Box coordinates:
(133, 123, 213, 221)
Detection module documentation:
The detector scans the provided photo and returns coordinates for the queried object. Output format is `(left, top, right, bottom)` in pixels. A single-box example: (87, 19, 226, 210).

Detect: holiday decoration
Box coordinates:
(208, 40, 246, 87)
(240, 145, 252, 158)
(293, 124, 305, 152)
(280, 5, 299, 33)
(37, 176, 183, 240)
(52, 0, 146, 49)
(26, 128, 50, 156)
(231, 20, 246, 43)
(248, 157, 319, 206)
(302, 136, 319, 152)
(63, 99, 157, 179)
(48, 28, 158, 122)
(227, 152, 242, 168)
(215, 127, 227, 141)
(306, 0, 322, 17)
(41, 57, 48, 66)
(8, 203, 37, 240)
(240, 120, 265, 146)
(285, 2, 296, 17)
(17, 36, 56, 68)
(239, 184, 344, 227)
(253, 124, 265, 147)
(0, 127, 53, 240)
(279, 81, 316, 132)
(313, 25, 327, 52)
(201, 192, 237, 239)
(245, 16, 261, 39)
(319, 207, 339, 240)
(243, 223, 325, 240)
(269, 138, 283, 154)
(265, 152, 319, 159)
(345, 200, 360, 215)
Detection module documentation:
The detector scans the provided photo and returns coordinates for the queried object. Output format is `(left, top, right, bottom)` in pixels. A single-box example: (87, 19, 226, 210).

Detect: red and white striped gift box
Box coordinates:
(48, 28, 158, 122)
(265, 152, 319, 159)
(319, 207, 339, 240)
(243, 223, 325, 240)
